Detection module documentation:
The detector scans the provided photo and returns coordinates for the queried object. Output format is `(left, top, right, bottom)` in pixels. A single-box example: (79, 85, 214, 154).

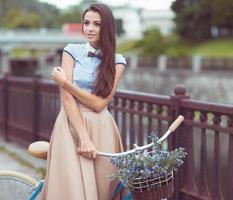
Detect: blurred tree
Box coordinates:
(171, 0, 212, 40)
(60, 6, 82, 24)
(2, 10, 42, 28)
(115, 19, 125, 36)
(172, 0, 233, 40)
(36, 2, 61, 28)
(78, 0, 98, 10)
(210, 0, 233, 37)
(0, 0, 60, 28)
(135, 28, 166, 55)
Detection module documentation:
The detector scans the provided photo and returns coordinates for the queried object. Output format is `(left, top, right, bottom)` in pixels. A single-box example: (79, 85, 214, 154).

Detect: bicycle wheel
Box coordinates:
(0, 170, 38, 200)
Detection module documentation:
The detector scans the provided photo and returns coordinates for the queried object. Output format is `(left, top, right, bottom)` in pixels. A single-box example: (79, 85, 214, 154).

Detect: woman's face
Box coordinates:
(83, 10, 101, 48)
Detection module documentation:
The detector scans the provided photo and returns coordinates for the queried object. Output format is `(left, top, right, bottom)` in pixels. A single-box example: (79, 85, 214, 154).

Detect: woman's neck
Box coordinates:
(89, 42, 100, 50)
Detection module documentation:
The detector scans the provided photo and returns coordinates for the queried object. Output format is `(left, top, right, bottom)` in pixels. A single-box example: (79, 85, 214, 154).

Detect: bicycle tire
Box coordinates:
(0, 170, 38, 200)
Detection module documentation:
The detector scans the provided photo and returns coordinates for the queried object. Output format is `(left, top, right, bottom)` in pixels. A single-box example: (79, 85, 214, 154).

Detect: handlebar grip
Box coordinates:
(168, 115, 184, 132)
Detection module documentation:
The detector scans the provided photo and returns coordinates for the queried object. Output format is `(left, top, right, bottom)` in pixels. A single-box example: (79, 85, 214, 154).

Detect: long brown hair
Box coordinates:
(82, 3, 116, 98)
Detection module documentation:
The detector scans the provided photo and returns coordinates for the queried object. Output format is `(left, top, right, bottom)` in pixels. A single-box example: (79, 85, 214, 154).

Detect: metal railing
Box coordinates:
(0, 74, 232, 200)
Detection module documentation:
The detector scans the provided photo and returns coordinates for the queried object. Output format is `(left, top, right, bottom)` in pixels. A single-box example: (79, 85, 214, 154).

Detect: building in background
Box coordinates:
(141, 9, 175, 36)
(113, 6, 142, 39)
(113, 6, 175, 39)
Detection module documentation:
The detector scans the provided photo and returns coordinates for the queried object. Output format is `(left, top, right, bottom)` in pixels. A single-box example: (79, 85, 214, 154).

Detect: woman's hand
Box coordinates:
(77, 135, 97, 159)
(52, 66, 67, 86)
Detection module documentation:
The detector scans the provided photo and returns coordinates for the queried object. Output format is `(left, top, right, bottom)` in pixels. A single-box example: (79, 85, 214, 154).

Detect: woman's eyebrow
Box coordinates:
(84, 18, 100, 22)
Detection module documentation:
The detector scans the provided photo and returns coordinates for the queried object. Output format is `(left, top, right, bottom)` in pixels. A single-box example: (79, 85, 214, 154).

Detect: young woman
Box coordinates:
(40, 3, 126, 200)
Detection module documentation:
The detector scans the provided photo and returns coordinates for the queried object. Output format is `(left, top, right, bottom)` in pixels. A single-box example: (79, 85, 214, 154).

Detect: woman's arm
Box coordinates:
(53, 63, 125, 112)
(53, 51, 96, 159)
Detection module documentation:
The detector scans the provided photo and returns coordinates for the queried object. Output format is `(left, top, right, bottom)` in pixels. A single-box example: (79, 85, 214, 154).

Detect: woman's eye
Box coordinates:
(95, 23, 101, 27)
(84, 21, 89, 25)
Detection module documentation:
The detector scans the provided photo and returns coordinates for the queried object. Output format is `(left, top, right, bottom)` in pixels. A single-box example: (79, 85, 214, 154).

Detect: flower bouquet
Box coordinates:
(110, 133, 187, 200)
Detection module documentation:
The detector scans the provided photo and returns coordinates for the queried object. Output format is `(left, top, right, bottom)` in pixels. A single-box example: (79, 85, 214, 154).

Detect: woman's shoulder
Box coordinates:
(63, 43, 86, 60)
(115, 53, 127, 67)
(64, 43, 86, 50)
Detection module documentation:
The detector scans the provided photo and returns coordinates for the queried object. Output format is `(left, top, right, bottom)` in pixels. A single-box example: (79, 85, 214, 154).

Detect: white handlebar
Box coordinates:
(97, 115, 184, 157)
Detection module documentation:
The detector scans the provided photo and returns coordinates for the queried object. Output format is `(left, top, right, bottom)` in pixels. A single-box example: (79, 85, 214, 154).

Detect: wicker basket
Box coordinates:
(127, 171, 174, 200)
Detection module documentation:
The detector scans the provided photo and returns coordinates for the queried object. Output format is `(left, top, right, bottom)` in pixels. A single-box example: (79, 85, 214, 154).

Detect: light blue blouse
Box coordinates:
(63, 43, 126, 93)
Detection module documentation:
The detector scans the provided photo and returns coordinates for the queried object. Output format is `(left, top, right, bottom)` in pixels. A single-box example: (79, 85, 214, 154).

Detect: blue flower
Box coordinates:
(110, 133, 187, 185)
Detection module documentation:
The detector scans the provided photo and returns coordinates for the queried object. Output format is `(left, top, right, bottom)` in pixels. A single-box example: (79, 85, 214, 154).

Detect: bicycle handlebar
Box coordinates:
(168, 115, 184, 132)
(97, 115, 184, 158)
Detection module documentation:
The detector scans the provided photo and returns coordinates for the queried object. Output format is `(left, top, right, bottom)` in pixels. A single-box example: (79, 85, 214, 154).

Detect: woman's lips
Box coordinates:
(87, 34, 95, 37)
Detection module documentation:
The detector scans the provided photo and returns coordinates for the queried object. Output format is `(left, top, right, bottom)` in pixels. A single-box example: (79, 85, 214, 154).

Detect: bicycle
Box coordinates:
(0, 115, 184, 200)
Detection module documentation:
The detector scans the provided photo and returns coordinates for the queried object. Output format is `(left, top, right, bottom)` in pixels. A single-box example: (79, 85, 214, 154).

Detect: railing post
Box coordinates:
(227, 118, 233, 200)
(192, 54, 202, 73)
(171, 84, 189, 146)
(3, 73, 9, 141)
(170, 84, 190, 200)
(129, 55, 138, 70)
(32, 74, 41, 142)
(158, 54, 167, 72)
(1, 47, 10, 74)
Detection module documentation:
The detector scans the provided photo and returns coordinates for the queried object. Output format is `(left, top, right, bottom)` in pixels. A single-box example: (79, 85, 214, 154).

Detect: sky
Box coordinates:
(39, 0, 174, 10)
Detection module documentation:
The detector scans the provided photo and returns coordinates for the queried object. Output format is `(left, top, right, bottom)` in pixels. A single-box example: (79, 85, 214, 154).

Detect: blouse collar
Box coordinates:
(86, 42, 101, 53)
(86, 42, 102, 58)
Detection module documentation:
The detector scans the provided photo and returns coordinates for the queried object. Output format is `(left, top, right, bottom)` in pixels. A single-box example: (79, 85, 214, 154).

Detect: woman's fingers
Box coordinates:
(77, 147, 96, 159)
(56, 66, 65, 73)
(52, 67, 59, 79)
(82, 151, 92, 159)
(51, 66, 67, 86)
(91, 151, 97, 159)
(77, 147, 81, 154)
(56, 66, 61, 71)
(85, 152, 92, 159)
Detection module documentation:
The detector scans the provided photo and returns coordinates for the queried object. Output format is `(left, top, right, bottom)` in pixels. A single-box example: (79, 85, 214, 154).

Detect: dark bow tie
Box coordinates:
(87, 51, 102, 58)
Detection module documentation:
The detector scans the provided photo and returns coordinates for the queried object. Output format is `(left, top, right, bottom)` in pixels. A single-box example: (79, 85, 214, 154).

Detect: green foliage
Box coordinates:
(190, 39, 233, 57)
(10, 48, 32, 59)
(172, 0, 212, 41)
(117, 40, 138, 53)
(119, 35, 233, 57)
(163, 38, 233, 57)
(117, 28, 166, 56)
(0, 0, 84, 28)
(0, 0, 61, 28)
(210, 0, 233, 29)
(118, 30, 192, 56)
(10, 48, 48, 59)
(172, 0, 233, 40)
(165, 44, 191, 57)
(3, 10, 42, 28)
(135, 28, 166, 55)
(59, 6, 82, 24)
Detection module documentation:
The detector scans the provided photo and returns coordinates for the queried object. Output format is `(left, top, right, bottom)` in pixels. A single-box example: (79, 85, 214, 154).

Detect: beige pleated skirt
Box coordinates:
(40, 104, 123, 200)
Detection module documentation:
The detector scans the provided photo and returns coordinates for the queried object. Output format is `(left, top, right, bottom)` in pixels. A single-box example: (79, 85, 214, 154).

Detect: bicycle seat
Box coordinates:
(28, 141, 49, 160)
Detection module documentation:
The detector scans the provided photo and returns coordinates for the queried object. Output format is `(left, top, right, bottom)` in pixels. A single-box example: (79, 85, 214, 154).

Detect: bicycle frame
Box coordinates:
(29, 180, 44, 200)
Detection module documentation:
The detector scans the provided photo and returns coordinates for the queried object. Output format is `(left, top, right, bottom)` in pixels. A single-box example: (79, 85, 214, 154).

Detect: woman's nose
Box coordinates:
(87, 24, 94, 32)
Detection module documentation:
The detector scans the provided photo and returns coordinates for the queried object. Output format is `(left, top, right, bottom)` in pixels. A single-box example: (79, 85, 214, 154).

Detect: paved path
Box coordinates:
(0, 137, 46, 180)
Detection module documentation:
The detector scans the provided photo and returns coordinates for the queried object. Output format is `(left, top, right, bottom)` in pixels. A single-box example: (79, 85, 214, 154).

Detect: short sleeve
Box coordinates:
(115, 54, 126, 67)
(63, 44, 79, 60)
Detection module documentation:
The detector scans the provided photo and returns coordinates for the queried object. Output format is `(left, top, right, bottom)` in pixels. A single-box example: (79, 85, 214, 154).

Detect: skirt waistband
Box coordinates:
(78, 103, 107, 112)
(60, 103, 108, 113)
